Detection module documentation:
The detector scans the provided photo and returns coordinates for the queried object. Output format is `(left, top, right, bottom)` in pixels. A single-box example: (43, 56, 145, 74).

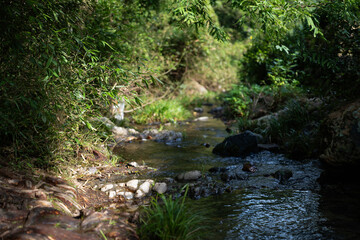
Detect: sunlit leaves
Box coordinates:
(230, 0, 321, 39)
(172, 0, 228, 41)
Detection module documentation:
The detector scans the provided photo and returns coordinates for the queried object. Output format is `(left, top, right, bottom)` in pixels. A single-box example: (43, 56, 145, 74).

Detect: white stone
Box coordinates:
(124, 192, 134, 200)
(126, 179, 139, 191)
(194, 116, 209, 121)
(139, 181, 151, 194)
(117, 191, 133, 199)
(101, 183, 114, 192)
(145, 179, 155, 185)
(108, 190, 116, 198)
(135, 189, 145, 198)
(154, 182, 167, 194)
(128, 162, 139, 168)
(112, 126, 129, 136)
(118, 183, 126, 187)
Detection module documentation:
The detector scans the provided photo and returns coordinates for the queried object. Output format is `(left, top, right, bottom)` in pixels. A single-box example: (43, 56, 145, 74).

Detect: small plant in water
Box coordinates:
(139, 185, 203, 240)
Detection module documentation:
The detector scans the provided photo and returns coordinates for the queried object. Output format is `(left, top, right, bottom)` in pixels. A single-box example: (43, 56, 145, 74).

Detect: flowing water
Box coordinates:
(115, 111, 356, 239)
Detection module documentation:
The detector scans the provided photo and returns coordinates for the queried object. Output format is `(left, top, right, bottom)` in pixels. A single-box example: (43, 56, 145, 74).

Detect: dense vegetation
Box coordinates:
(1, 0, 359, 169)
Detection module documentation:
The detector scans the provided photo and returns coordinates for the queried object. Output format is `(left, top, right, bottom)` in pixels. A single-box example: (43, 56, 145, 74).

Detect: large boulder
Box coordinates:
(212, 131, 260, 157)
(320, 99, 360, 167)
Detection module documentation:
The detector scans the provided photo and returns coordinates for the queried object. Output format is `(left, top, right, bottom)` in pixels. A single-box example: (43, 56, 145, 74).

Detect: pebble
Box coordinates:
(138, 182, 151, 194)
(145, 179, 154, 185)
(127, 162, 139, 168)
(176, 170, 202, 181)
(117, 191, 134, 200)
(108, 191, 116, 198)
(101, 183, 114, 192)
(25, 180, 33, 189)
(194, 116, 209, 121)
(126, 179, 139, 191)
(194, 107, 204, 113)
(154, 182, 167, 194)
(135, 190, 145, 198)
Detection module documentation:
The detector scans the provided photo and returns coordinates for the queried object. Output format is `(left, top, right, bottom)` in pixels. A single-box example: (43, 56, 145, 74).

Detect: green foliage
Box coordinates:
(212, 0, 252, 41)
(260, 100, 323, 159)
(0, 0, 192, 168)
(229, 0, 321, 39)
(238, 0, 360, 98)
(223, 84, 273, 117)
(295, 0, 360, 97)
(183, 35, 247, 90)
(132, 99, 192, 124)
(0, 0, 223, 168)
(139, 186, 203, 240)
(172, 0, 228, 41)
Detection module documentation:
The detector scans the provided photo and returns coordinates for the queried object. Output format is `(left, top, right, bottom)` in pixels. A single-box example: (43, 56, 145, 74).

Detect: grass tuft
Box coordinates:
(139, 186, 203, 240)
(132, 99, 192, 124)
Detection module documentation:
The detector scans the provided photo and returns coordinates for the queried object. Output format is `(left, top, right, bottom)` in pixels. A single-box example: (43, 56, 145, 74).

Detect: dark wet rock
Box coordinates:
(272, 169, 293, 184)
(209, 106, 224, 115)
(203, 143, 211, 148)
(320, 99, 360, 167)
(242, 162, 257, 172)
(208, 167, 227, 173)
(220, 168, 248, 182)
(202, 102, 213, 107)
(213, 131, 260, 157)
(188, 183, 226, 200)
(194, 107, 204, 113)
(176, 170, 202, 181)
(258, 143, 280, 153)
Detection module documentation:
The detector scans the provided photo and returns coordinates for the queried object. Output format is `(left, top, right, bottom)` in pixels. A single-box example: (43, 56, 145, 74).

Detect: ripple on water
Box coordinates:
(225, 190, 331, 240)
(190, 189, 334, 240)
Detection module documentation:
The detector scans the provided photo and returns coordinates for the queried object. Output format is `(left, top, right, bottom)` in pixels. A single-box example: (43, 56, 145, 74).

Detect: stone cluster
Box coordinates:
(96, 178, 167, 200)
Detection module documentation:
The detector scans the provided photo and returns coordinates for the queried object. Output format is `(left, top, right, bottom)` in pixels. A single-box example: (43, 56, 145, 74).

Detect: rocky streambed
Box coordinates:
(1, 103, 360, 239)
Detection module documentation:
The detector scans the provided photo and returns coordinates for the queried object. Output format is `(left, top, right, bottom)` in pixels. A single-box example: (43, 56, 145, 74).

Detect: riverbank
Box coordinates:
(1, 95, 360, 239)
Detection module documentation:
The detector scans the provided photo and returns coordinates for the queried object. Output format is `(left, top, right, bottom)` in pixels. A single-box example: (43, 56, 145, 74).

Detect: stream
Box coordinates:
(115, 110, 353, 239)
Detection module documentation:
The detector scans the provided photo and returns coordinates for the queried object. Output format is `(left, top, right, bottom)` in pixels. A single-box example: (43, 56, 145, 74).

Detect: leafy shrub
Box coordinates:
(238, 0, 360, 99)
(222, 84, 273, 118)
(0, 0, 210, 168)
(295, 1, 360, 97)
(139, 186, 203, 240)
(261, 100, 323, 159)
